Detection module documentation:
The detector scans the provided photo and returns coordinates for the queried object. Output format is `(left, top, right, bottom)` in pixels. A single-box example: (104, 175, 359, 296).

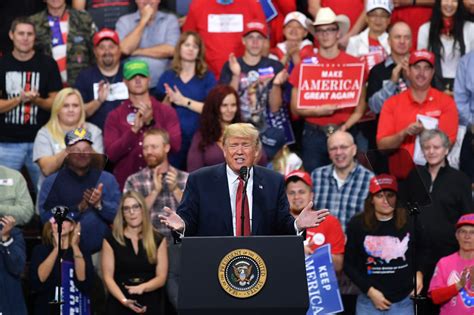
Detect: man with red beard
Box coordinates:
(123, 127, 188, 240)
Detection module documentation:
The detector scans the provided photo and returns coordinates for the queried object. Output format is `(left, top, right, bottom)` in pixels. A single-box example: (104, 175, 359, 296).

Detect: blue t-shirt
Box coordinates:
(74, 64, 125, 130)
(155, 70, 216, 140)
(155, 70, 216, 169)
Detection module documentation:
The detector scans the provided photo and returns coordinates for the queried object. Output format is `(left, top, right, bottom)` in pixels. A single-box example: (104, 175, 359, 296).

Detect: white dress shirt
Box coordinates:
(226, 165, 253, 236)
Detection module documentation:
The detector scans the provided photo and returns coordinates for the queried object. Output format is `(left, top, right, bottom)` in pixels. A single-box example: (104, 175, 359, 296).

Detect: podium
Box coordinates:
(177, 235, 309, 315)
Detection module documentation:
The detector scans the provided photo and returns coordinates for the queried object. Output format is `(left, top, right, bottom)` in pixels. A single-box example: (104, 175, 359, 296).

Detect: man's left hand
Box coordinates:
(273, 69, 288, 86)
(295, 202, 330, 231)
(165, 168, 178, 192)
(84, 183, 103, 208)
(135, 102, 153, 125)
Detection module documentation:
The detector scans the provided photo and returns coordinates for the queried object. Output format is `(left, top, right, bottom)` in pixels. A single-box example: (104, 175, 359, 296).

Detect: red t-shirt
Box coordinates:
(182, 0, 266, 79)
(377, 88, 459, 178)
(267, 0, 296, 48)
(288, 51, 366, 126)
(306, 215, 345, 254)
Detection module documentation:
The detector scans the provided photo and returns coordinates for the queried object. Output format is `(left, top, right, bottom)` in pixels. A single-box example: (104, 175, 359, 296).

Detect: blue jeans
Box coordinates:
(301, 123, 331, 173)
(0, 142, 40, 192)
(356, 294, 414, 315)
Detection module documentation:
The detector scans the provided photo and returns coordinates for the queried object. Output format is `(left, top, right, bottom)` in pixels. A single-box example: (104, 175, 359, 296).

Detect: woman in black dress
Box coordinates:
(102, 191, 168, 314)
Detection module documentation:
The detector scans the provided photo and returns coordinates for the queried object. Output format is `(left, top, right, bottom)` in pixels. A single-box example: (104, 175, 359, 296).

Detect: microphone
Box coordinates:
(51, 206, 69, 220)
(239, 166, 249, 182)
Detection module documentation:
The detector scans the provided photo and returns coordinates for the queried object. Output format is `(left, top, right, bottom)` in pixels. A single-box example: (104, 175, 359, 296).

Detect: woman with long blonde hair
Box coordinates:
(33, 87, 103, 179)
(102, 191, 168, 314)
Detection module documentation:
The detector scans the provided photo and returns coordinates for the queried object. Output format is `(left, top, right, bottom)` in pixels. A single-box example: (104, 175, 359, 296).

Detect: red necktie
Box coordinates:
(236, 178, 251, 236)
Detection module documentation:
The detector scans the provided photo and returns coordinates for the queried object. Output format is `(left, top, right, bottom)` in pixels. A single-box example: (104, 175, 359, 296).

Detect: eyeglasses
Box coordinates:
(314, 27, 338, 35)
(457, 229, 474, 237)
(123, 204, 142, 214)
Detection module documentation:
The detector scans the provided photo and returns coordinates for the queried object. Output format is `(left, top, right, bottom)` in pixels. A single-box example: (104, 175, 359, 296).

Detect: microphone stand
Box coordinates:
(406, 201, 425, 315)
(49, 206, 69, 315)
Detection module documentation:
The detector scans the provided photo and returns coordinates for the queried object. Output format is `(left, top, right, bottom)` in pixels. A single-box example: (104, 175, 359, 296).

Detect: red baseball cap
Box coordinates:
(409, 49, 435, 67)
(285, 170, 313, 187)
(93, 28, 120, 46)
(243, 20, 269, 38)
(369, 174, 398, 194)
(456, 214, 474, 229)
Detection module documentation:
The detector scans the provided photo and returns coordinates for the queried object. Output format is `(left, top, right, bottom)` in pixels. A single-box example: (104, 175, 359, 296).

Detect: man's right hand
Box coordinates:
(390, 63, 404, 83)
(78, 197, 89, 213)
(153, 168, 163, 194)
(20, 90, 39, 103)
(140, 4, 154, 25)
(229, 53, 241, 77)
(159, 207, 185, 233)
(404, 121, 424, 136)
(131, 112, 144, 133)
(391, 57, 408, 83)
(0, 216, 16, 241)
(97, 80, 110, 104)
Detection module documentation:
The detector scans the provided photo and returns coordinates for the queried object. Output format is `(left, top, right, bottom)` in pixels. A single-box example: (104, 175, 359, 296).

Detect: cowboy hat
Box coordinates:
(306, 7, 350, 37)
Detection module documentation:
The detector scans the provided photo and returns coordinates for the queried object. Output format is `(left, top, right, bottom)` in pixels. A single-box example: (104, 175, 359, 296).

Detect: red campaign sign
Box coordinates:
(297, 63, 365, 109)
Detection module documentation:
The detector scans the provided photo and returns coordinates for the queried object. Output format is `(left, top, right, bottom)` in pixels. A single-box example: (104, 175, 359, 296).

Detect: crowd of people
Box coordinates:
(0, 0, 473, 314)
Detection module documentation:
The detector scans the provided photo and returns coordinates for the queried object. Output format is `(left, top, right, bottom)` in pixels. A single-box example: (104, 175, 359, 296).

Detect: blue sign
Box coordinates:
(62, 260, 91, 315)
(305, 244, 344, 314)
(260, 0, 278, 22)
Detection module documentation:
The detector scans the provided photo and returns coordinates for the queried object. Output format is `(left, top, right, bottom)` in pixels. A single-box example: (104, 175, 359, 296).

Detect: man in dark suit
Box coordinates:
(160, 123, 329, 236)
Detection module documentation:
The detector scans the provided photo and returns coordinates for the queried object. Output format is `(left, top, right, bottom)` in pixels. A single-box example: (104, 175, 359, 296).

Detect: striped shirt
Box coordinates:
(123, 166, 188, 241)
(311, 163, 374, 231)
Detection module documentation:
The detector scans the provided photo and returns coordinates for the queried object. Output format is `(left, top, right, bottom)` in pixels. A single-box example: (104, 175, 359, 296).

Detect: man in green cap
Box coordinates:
(103, 59, 181, 189)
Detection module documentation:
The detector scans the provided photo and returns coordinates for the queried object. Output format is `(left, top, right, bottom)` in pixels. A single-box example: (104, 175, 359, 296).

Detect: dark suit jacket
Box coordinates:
(177, 163, 296, 236)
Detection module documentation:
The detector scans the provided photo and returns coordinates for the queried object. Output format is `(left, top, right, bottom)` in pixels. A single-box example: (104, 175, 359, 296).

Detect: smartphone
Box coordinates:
(133, 301, 145, 309)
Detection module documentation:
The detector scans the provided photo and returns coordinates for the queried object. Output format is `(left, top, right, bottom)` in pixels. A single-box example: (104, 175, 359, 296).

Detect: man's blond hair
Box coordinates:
(223, 123, 260, 146)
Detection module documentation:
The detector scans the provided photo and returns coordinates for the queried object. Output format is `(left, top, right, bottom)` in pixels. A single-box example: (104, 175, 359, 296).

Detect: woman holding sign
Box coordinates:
(344, 174, 426, 314)
(30, 213, 94, 315)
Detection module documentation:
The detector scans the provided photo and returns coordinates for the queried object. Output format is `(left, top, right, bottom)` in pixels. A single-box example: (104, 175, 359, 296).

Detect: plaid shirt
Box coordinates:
(124, 166, 188, 240)
(311, 163, 374, 231)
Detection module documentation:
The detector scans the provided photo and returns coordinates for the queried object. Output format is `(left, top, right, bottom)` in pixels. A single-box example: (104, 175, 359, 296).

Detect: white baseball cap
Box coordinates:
(366, 0, 394, 14)
(284, 11, 309, 30)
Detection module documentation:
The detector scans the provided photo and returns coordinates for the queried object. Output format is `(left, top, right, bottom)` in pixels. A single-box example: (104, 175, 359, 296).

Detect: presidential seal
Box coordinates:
(218, 249, 267, 298)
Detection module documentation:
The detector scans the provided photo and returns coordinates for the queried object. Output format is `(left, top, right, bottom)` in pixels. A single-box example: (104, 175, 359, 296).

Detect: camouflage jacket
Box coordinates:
(30, 8, 97, 86)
